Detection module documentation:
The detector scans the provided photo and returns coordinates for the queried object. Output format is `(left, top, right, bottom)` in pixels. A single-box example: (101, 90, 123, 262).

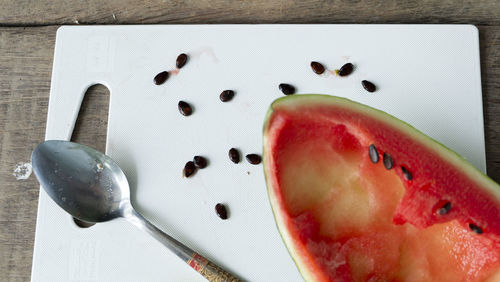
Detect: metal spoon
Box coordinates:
(31, 140, 239, 281)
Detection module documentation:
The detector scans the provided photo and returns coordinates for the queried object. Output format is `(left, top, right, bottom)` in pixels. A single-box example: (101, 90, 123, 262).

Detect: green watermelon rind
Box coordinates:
(262, 94, 500, 281)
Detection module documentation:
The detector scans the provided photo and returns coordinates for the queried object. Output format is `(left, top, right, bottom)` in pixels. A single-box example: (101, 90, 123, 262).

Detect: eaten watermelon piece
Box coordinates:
(263, 94, 500, 281)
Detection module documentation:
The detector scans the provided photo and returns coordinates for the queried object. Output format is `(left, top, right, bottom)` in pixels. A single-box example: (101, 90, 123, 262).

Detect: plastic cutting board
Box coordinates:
(32, 25, 485, 281)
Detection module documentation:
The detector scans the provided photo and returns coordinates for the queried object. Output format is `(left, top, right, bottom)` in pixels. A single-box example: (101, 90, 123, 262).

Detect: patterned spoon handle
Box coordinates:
(187, 253, 241, 282)
(125, 207, 241, 281)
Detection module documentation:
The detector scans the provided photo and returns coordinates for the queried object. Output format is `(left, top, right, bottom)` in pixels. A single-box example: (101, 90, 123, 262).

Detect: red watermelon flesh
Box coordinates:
(263, 95, 500, 281)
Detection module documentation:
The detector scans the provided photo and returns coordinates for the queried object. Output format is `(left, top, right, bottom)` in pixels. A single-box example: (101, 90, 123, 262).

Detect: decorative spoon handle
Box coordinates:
(187, 252, 241, 282)
(124, 207, 241, 281)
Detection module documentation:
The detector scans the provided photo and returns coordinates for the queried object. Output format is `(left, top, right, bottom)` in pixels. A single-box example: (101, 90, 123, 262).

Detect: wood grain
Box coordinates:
(0, 26, 111, 281)
(480, 26, 500, 182)
(70, 84, 110, 154)
(0, 0, 499, 26)
(0, 15, 499, 282)
(0, 26, 56, 282)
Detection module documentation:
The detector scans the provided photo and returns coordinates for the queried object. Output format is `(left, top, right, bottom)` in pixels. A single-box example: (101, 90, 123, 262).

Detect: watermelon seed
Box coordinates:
(246, 154, 262, 165)
(383, 153, 393, 169)
(229, 148, 241, 163)
(220, 90, 235, 102)
(279, 83, 296, 95)
(183, 161, 196, 177)
(310, 61, 325, 74)
(469, 223, 483, 234)
(338, 63, 354, 76)
(154, 71, 169, 85)
(193, 156, 208, 169)
(176, 53, 188, 69)
(215, 203, 228, 220)
(362, 80, 377, 93)
(401, 166, 412, 180)
(369, 144, 379, 164)
(178, 101, 193, 116)
(437, 202, 452, 215)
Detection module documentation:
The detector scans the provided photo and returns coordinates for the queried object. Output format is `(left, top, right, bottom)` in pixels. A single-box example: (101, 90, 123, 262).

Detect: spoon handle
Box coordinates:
(125, 208, 241, 282)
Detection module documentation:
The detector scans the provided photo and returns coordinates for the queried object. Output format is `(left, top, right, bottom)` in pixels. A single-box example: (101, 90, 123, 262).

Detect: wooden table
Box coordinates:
(1, 1, 499, 280)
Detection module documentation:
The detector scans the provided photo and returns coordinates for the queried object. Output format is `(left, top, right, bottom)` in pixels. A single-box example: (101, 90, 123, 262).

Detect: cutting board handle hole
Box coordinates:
(70, 83, 110, 228)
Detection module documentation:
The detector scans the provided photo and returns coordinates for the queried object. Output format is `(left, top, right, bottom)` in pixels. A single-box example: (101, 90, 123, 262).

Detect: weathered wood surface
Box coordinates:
(0, 26, 111, 281)
(0, 0, 499, 26)
(0, 1, 499, 280)
(0, 26, 55, 282)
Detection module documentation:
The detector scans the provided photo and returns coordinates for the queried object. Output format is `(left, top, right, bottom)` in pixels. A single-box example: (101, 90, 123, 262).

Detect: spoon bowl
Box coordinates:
(32, 140, 129, 223)
(31, 140, 239, 281)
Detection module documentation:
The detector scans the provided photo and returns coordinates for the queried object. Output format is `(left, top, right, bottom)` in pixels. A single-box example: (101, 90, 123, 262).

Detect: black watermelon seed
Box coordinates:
(176, 53, 188, 69)
(279, 83, 296, 95)
(220, 90, 235, 102)
(362, 80, 377, 92)
(437, 202, 452, 215)
(469, 223, 483, 234)
(338, 63, 354, 76)
(229, 148, 240, 163)
(183, 161, 196, 177)
(154, 71, 169, 85)
(401, 166, 412, 180)
(310, 61, 325, 74)
(193, 156, 207, 169)
(178, 101, 193, 116)
(369, 144, 379, 164)
(215, 203, 228, 220)
(383, 153, 393, 170)
(246, 154, 262, 165)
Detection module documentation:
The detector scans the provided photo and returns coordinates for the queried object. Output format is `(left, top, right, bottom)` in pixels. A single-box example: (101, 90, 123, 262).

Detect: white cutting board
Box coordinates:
(32, 25, 485, 281)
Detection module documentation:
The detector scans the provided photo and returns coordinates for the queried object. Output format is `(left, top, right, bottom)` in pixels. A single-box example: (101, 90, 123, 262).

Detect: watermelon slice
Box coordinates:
(263, 94, 500, 281)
